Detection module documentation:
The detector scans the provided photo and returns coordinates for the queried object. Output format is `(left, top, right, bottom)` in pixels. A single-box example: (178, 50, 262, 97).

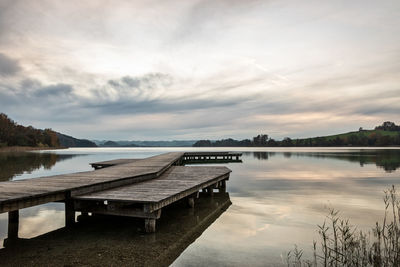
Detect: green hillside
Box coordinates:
(194, 122, 400, 147)
(292, 128, 399, 147)
(325, 129, 398, 140)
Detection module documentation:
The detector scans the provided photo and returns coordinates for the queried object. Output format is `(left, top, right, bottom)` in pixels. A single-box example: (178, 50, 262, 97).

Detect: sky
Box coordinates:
(0, 0, 399, 140)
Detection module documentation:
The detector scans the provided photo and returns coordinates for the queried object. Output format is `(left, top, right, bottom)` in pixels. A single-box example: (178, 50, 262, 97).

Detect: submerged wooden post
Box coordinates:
(187, 197, 195, 208)
(188, 192, 198, 208)
(206, 185, 214, 196)
(8, 210, 19, 239)
(219, 180, 227, 193)
(65, 196, 75, 227)
(144, 218, 156, 233)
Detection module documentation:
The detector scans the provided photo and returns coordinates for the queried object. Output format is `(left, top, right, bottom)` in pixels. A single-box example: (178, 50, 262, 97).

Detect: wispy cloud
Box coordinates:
(0, 53, 20, 76)
(0, 0, 399, 139)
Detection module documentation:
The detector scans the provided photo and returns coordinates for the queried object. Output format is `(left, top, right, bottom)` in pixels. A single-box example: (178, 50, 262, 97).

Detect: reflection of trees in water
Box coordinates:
(251, 150, 400, 172)
(0, 192, 231, 266)
(0, 153, 79, 181)
(252, 152, 276, 160)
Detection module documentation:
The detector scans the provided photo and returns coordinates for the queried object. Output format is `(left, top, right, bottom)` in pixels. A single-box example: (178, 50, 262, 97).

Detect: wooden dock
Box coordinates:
(0, 152, 241, 241)
(182, 152, 242, 164)
(0, 192, 232, 265)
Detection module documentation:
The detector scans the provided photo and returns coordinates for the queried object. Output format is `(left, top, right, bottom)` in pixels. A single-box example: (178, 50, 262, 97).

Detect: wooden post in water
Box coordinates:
(219, 180, 226, 193)
(187, 197, 195, 208)
(144, 218, 156, 233)
(65, 194, 75, 227)
(206, 185, 214, 196)
(187, 192, 199, 208)
(8, 210, 19, 239)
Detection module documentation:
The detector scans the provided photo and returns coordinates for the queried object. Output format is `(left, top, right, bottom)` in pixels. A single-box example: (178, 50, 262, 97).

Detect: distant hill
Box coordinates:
(0, 112, 98, 149)
(0, 113, 59, 148)
(93, 140, 196, 147)
(56, 133, 97, 148)
(194, 121, 400, 147)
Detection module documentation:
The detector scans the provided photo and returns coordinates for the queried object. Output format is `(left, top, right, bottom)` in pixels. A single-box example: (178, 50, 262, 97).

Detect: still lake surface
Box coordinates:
(0, 147, 399, 266)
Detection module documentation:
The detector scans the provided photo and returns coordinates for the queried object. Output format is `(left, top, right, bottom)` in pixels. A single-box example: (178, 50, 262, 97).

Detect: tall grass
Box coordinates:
(286, 185, 400, 267)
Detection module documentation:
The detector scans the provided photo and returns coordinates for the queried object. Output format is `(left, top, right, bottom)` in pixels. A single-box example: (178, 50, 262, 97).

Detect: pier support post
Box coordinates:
(219, 180, 226, 193)
(206, 186, 214, 196)
(65, 199, 75, 227)
(187, 197, 195, 208)
(8, 210, 19, 239)
(144, 218, 156, 233)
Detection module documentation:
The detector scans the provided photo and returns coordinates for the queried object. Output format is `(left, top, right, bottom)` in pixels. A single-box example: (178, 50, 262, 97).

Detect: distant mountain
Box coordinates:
(93, 140, 197, 147)
(102, 140, 125, 147)
(56, 133, 97, 147)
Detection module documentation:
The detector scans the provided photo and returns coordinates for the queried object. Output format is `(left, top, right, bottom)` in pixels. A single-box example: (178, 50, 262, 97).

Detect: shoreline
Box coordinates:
(0, 146, 66, 153)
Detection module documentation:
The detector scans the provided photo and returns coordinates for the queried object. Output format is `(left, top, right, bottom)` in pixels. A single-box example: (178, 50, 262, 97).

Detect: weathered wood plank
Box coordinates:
(74, 166, 231, 207)
(0, 152, 185, 213)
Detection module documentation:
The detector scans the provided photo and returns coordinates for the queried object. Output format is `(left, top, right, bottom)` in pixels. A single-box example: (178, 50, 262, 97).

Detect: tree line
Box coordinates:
(0, 113, 59, 148)
(193, 122, 400, 147)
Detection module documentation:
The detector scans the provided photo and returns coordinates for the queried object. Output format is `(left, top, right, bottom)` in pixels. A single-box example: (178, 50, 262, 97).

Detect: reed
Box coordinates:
(286, 185, 400, 267)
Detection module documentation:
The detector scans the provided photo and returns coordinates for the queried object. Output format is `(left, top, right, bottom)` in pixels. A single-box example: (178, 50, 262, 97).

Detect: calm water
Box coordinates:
(0, 147, 399, 266)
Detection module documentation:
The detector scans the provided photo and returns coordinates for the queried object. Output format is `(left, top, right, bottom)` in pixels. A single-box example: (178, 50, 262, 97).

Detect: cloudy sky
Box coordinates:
(0, 0, 399, 140)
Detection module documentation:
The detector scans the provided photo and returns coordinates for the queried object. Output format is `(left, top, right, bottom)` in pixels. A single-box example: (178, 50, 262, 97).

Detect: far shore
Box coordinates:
(0, 146, 66, 153)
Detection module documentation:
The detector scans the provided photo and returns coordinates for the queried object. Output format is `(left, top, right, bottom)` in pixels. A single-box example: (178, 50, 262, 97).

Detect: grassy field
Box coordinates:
(289, 129, 400, 147)
(324, 130, 399, 140)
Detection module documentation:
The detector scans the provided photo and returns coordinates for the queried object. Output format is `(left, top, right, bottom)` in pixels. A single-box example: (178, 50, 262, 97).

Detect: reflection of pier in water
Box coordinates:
(0, 192, 231, 266)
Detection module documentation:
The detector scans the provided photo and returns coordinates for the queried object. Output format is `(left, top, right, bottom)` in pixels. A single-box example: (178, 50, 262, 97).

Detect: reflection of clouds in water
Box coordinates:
(17, 203, 65, 238)
(206, 187, 389, 251)
(1, 148, 399, 265)
(229, 177, 399, 202)
(215, 209, 270, 239)
(19, 209, 65, 238)
(0, 213, 8, 246)
(229, 153, 400, 207)
(244, 169, 385, 180)
(190, 190, 385, 261)
(200, 197, 304, 246)
(250, 151, 400, 173)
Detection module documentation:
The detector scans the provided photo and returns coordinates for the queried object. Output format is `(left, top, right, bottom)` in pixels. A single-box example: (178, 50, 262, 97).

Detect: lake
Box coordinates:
(0, 147, 399, 266)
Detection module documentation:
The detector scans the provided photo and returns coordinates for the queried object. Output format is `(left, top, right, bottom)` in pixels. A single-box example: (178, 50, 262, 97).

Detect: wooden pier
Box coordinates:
(0, 152, 241, 241)
(0, 192, 232, 265)
(182, 152, 242, 164)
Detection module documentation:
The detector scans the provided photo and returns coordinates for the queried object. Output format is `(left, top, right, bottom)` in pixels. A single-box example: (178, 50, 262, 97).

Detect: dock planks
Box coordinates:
(72, 165, 231, 232)
(0, 152, 184, 213)
(74, 166, 230, 203)
(0, 151, 239, 234)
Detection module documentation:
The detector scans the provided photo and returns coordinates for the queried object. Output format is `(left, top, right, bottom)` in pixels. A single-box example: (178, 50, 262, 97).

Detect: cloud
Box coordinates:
(0, 1, 399, 139)
(1, 62, 399, 140)
(82, 72, 257, 115)
(0, 53, 20, 76)
(105, 73, 173, 97)
(33, 83, 74, 98)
